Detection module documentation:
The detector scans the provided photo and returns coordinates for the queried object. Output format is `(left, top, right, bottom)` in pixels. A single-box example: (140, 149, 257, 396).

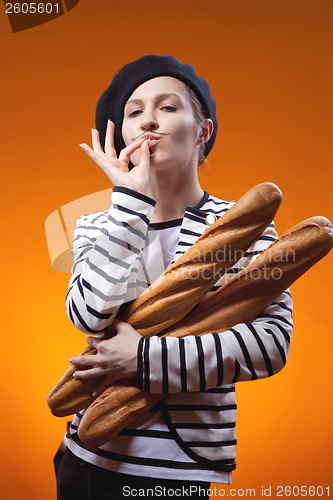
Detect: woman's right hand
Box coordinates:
(80, 120, 150, 195)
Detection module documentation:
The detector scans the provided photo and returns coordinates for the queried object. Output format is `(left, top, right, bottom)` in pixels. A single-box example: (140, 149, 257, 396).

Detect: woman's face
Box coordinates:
(122, 76, 202, 171)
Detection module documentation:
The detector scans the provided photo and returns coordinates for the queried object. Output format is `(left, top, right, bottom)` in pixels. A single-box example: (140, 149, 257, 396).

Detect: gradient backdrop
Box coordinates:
(1, 1, 332, 499)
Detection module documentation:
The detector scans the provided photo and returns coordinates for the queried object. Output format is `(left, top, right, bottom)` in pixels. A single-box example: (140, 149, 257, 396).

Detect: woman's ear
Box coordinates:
(200, 119, 214, 144)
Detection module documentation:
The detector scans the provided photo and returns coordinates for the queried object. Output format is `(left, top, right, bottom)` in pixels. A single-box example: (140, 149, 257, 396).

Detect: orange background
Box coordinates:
(1, 1, 332, 498)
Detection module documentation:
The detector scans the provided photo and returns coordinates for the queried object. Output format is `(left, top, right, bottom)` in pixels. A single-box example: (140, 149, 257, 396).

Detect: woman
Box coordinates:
(58, 55, 293, 499)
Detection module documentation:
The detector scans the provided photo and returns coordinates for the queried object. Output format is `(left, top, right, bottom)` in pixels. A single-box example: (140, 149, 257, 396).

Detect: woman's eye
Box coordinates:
(128, 109, 142, 118)
(162, 105, 177, 112)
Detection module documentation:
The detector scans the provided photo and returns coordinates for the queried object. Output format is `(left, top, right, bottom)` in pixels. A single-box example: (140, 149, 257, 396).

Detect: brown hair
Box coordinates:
(186, 86, 209, 167)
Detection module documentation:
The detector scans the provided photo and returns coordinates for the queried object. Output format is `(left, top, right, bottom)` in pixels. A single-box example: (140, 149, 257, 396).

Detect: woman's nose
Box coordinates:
(140, 111, 159, 131)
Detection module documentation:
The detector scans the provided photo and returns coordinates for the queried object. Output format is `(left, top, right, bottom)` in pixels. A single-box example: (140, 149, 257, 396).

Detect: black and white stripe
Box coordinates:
(65, 187, 293, 481)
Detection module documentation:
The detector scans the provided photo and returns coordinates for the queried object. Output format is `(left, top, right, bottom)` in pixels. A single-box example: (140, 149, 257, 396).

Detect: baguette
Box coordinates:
(77, 216, 333, 449)
(45, 347, 107, 418)
(48, 182, 282, 416)
(121, 182, 282, 335)
(164, 216, 333, 338)
(77, 378, 164, 441)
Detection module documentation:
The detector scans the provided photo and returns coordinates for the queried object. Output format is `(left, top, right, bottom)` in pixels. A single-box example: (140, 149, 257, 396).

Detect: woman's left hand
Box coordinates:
(69, 320, 141, 383)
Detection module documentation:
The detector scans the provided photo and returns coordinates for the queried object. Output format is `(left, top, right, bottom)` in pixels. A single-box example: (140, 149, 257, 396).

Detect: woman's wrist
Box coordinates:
(112, 186, 156, 207)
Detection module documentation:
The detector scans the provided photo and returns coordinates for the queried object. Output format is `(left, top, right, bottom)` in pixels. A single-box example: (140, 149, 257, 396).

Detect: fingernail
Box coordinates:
(73, 372, 77, 378)
(69, 357, 72, 362)
(91, 128, 94, 134)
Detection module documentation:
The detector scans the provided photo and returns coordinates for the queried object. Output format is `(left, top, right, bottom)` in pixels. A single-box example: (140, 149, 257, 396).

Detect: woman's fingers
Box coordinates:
(79, 142, 118, 176)
(69, 353, 99, 367)
(104, 120, 116, 157)
(73, 366, 106, 380)
(138, 138, 150, 170)
(79, 129, 150, 194)
(91, 128, 105, 155)
(119, 138, 148, 164)
(79, 143, 103, 165)
(70, 320, 140, 383)
(70, 351, 106, 379)
(86, 336, 102, 347)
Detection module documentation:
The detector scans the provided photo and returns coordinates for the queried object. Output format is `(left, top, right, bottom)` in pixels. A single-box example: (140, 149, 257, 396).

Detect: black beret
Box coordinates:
(95, 55, 218, 160)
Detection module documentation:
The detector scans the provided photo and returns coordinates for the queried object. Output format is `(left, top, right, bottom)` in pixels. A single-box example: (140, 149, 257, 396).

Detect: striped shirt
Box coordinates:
(65, 186, 293, 481)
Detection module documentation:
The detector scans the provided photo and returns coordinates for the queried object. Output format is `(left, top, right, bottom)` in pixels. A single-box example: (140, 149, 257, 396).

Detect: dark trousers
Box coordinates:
(57, 448, 211, 500)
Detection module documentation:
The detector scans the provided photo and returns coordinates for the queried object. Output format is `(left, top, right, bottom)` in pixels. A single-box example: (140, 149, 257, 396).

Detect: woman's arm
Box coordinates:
(66, 122, 155, 334)
(137, 292, 293, 394)
(65, 187, 156, 334)
(136, 224, 294, 393)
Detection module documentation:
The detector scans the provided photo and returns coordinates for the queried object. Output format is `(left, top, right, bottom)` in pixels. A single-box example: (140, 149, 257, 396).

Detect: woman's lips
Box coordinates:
(147, 138, 160, 147)
(138, 133, 161, 147)
(134, 133, 161, 155)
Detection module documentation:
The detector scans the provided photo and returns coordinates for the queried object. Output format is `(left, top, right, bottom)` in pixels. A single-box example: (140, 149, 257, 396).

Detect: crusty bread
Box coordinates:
(77, 216, 333, 449)
(121, 182, 282, 336)
(163, 216, 333, 338)
(77, 379, 163, 442)
(46, 347, 107, 417)
(48, 182, 282, 416)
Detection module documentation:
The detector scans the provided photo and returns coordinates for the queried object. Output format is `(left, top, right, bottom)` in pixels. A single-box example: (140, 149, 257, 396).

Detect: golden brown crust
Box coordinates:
(121, 182, 282, 335)
(47, 347, 105, 417)
(78, 380, 163, 448)
(163, 216, 333, 338)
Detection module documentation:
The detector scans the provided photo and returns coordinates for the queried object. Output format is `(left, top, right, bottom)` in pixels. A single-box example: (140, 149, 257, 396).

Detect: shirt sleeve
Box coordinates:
(137, 224, 294, 394)
(65, 186, 156, 334)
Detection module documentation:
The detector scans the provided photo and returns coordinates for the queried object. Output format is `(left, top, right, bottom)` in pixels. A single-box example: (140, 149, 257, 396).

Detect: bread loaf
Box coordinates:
(77, 216, 333, 449)
(121, 182, 282, 336)
(48, 182, 282, 416)
(46, 347, 107, 417)
(164, 216, 333, 338)
(77, 378, 164, 441)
